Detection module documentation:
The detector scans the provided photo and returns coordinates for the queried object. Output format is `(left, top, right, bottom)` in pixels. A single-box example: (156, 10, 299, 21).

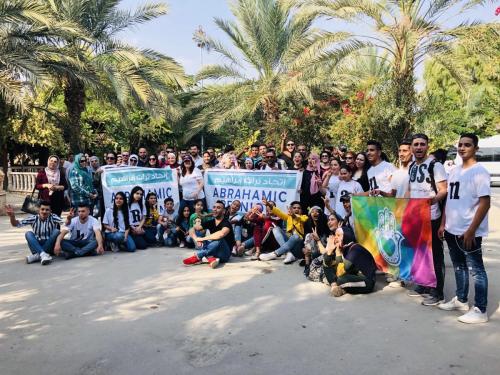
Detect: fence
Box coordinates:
(7, 171, 38, 193)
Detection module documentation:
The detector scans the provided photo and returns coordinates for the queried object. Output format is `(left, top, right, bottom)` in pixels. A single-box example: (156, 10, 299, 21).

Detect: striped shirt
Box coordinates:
(18, 214, 63, 241)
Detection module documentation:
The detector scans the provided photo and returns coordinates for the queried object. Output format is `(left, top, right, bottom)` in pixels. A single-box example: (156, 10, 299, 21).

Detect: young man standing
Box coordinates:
(6, 202, 62, 265)
(137, 147, 148, 167)
(261, 149, 287, 170)
(189, 144, 203, 167)
(365, 140, 396, 196)
(438, 133, 491, 324)
(391, 139, 413, 198)
(407, 133, 448, 306)
(183, 200, 234, 269)
(54, 205, 104, 259)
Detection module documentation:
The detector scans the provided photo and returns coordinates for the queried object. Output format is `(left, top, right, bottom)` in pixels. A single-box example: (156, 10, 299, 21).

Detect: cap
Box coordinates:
(340, 194, 351, 203)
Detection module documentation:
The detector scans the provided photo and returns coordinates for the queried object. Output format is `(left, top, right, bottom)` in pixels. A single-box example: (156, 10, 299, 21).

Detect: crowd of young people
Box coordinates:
(6, 132, 492, 324)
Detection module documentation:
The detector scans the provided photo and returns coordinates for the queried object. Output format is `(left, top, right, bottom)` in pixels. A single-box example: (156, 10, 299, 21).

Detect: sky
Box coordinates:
(119, 0, 499, 82)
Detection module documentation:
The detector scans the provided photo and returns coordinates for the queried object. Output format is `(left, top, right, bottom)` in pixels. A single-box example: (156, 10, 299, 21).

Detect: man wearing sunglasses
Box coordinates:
(6, 202, 62, 265)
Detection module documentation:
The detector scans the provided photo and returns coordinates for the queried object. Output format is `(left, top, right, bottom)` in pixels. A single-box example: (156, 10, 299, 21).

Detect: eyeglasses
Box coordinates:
(345, 156, 353, 160)
(321, 155, 329, 158)
(122, 153, 129, 157)
(149, 158, 156, 161)
(287, 143, 295, 146)
(130, 159, 138, 162)
(80, 159, 87, 163)
(106, 156, 115, 160)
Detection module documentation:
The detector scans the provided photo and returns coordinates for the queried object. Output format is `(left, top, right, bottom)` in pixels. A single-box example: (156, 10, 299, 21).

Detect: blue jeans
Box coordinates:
(273, 228, 304, 258)
(25, 230, 60, 255)
(445, 231, 488, 313)
(131, 233, 148, 249)
(144, 227, 158, 244)
(157, 224, 178, 246)
(233, 225, 242, 243)
(197, 239, 231, 263)
(61, 239, 97, 256)
(105, 232, 136, 252)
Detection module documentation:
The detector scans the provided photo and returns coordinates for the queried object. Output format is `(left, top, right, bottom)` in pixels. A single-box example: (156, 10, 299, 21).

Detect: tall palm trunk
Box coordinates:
(0, 99, 10, 190)
(63, 76, 85, 152)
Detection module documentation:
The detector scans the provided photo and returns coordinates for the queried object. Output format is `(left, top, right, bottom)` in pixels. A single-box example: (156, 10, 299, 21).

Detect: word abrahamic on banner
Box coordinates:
(204, 170, 302, 213)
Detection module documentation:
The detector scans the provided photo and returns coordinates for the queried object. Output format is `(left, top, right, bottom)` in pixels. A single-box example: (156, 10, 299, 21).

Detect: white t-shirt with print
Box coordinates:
(445, 163, 490, 237)
(65, 216, 100, 241)
(324, 174, 340, 214)
(367, 160, 396, 193)
(103, 208, 127, 232)
(408, 157, 447, 220)
(129, 202, 146, 226)
(335, 179, 363, 218)
(391, 168, 409, 198)
(179, 168, 205, 200)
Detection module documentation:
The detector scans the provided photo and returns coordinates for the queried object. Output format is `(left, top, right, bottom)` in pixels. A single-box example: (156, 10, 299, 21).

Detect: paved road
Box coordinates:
(1, 190, 499, 375)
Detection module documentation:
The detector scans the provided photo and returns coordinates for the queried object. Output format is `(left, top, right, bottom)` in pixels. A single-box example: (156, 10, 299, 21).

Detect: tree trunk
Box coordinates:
(0, 99, 10, 190)
(63, 77, 86, 153)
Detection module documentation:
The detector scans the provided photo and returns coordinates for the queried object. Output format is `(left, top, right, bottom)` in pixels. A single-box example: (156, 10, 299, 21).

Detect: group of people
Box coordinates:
(7, 132, 491, 324)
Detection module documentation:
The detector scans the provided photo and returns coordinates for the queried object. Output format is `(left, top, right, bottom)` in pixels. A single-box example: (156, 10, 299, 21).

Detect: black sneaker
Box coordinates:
(422, 295, 445, 306)
(407, 286, 430, 298)
(303, 265, 310, 278)
(61, 251, 75, 260)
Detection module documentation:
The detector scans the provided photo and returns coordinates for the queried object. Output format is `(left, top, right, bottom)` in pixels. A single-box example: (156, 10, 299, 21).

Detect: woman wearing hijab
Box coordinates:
(68, 153, 98, 210)
(323, 227, 377, 297)
(35, 155, 67, 216)
(299, 153, 324, 213)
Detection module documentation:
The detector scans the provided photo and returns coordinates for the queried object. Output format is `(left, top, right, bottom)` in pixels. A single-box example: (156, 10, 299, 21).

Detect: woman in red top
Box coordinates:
(35, 155, 67, 216)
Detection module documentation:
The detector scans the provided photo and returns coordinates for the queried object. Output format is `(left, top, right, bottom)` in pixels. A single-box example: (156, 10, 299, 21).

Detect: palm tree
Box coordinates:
(187, 0, 362, 139)
(47, 0, 188, 151)
(300, 0, 496, 138)
(0, 0, 84, 186)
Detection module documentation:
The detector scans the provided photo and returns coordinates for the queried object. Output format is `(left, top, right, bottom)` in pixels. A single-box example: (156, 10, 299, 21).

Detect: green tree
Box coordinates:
(47, 0, 188, 152)
(301, 0, 496, 143)
(187, 0, 362, 139)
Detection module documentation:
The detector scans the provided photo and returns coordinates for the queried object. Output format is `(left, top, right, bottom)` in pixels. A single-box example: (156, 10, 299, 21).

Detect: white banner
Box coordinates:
(101, 167, 179, 214)
(204, 169, 302, 212)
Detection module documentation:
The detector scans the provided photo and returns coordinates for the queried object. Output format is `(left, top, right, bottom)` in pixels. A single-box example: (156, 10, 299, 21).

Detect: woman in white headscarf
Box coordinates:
(35, 155, 67, 216)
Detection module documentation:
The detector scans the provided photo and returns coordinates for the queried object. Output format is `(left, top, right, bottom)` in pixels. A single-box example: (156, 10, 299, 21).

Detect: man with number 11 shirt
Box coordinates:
(438, 133, 491, 324)
(406, 133, 448, 306)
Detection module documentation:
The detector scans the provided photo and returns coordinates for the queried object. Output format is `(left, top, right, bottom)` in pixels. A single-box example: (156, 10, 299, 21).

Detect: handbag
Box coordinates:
(21, 185, 42, 215)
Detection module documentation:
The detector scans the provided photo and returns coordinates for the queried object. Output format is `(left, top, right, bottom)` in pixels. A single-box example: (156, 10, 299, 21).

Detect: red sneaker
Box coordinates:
(183, 254, 201, 266)
(208, 257, 220, 269)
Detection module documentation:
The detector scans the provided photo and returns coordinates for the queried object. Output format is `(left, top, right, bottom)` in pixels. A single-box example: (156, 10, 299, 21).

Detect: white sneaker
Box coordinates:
(259, 252, 277, 261)
(26, 253, 41, 264)
(179, 242, 186, 248)
(244, 248, 255, 256)
(438, 296, 469, 312)
(458, 307, 488, 324)
(283, 252, 296, 264)
(40, 252, 52, 265)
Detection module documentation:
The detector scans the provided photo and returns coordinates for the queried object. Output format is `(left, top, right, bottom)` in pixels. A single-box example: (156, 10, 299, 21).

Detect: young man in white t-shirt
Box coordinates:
(54, 204, 104, 259)
(364, 140, 396, 196)
(391, 139, 412, 198)
(438, 133, 491, 324)
(406, 133, 448, 306)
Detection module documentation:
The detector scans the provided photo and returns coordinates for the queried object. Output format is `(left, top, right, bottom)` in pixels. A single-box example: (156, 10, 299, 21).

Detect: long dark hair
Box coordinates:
(181, 157, 195, 176)
(145, 191, 157, 218)
(176, 205, 193, 226)
(113, 191, 130, 230)
(129, 186, 145, 212)
(355, 152, 370, 174)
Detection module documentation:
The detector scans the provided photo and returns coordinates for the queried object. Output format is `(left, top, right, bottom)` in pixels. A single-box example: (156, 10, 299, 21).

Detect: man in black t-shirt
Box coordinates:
(183, 200, 234, 268)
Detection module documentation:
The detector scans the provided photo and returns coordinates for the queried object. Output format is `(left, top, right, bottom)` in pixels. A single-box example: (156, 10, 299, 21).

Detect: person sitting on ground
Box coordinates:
(225, 200, 244, 255)
(54, 204, 104, 259)
(102, 192, 136, 252)
(128, 186, 148, 250)
(259, 198, 308, 264)
(157, 197, 178, 246)
(326, 227, 377, 297)
(175, 206, 192, 248)
(243, 203, 266, 260)
(302, 204, 330, 276)
(340, 194, 354, 229)
(143, 192, 160, 245)
(6, 202, 62, 265)
(182, 200, 235, 269)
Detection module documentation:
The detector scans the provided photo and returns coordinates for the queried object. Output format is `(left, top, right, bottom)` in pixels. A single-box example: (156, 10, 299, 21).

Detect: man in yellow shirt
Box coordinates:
(260, 197, 308, 263)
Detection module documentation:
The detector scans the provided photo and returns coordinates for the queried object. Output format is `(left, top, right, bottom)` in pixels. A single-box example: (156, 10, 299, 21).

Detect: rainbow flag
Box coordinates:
(352, 197, 436, 287)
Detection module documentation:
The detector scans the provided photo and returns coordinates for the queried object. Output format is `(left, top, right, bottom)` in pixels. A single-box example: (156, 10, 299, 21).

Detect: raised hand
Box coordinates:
(6, 204, 14, 217)
(374, 207, 403, 265)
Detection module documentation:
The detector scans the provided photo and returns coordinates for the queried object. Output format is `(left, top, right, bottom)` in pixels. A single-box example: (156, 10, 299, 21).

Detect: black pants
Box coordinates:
(337, 274, 375, 294)
(431, 218, 445, 298)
